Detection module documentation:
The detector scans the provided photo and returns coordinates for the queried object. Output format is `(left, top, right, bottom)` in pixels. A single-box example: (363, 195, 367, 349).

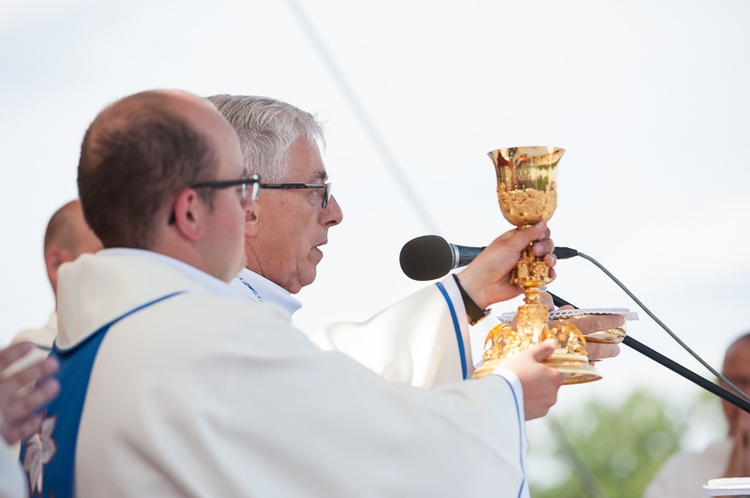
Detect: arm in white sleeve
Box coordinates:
(310, 275, 474, 387)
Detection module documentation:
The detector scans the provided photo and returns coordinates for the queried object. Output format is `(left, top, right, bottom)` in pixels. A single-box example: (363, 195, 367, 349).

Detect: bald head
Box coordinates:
(44, 199, 103, 295)
(720, 333, 750, 431)
(76, 90, 251, 281)
(78, 90, 223, 249)
(723, 333, 750, 376)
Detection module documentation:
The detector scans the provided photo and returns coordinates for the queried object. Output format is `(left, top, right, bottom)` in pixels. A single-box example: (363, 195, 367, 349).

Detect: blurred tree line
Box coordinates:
(527, 388, 723, 497)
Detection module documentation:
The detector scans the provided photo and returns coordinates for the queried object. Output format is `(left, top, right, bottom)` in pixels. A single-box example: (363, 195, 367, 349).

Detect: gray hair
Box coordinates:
(208, 95, 324, 182)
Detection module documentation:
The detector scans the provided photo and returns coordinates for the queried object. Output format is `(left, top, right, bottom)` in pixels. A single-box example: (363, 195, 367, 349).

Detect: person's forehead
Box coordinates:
(723, 341, 750, 375)
(286, 137, 327, 181)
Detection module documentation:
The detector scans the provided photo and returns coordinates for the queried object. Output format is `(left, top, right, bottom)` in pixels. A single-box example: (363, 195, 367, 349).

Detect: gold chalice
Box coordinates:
(472, 146, 600, 384)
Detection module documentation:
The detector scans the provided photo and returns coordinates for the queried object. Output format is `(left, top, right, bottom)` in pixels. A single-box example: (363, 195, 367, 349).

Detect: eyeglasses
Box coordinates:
(168, 174, 261, 225)
(260, 182, 332, 209)
(192, 174, 261, 201)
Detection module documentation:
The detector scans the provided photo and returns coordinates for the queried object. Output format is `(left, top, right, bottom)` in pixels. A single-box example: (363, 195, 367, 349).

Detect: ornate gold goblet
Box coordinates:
(472, 146, 600, 384)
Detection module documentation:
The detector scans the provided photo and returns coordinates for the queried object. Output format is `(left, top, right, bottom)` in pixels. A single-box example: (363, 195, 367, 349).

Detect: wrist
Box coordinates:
(453, 273, 489, 325)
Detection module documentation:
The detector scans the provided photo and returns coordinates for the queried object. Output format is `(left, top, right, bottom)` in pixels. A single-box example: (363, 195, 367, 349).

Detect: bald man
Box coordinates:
(11, 200, 102, 363)
(645, 332, 750, 497)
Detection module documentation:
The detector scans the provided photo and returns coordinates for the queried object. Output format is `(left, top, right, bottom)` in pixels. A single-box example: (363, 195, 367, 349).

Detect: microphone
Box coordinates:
(399, 235, 484, 281)
(399, 234, 577, 281)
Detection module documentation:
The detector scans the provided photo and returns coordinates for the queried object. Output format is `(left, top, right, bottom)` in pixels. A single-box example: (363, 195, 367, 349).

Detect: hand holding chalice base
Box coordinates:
(472, 146, 600, 384)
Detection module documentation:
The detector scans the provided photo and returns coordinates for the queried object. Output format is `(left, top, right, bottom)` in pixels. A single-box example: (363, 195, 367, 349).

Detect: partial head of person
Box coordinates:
(77, 90, 258, 282)
(44, 199, 103, 296)
(721, 332, 750, 431)
(208, 95, 344, 294)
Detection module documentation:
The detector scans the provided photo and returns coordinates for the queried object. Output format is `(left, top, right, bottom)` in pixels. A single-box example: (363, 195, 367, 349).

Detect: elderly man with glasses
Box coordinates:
(210, 94, 624, 389)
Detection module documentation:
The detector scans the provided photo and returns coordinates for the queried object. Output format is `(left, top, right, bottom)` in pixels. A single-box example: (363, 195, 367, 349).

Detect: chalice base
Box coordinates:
(472, 351, 601, 384)
(545, 349, 601, 385)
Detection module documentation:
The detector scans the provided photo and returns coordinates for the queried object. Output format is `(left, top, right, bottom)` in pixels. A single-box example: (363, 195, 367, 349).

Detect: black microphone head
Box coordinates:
(400, 235, 453, 281)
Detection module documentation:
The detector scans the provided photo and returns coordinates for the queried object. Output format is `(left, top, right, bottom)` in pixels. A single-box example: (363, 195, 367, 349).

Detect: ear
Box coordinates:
(172, 188, 206, 242)
(45, 246, 66, 292)
(244, 202, 261, 237)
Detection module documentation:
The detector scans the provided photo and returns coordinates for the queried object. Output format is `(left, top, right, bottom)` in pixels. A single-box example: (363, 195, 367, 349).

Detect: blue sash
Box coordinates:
(20, 291, 183, 498)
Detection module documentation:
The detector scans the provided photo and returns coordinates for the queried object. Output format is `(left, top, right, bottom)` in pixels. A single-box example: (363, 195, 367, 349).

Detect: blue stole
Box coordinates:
(20, 292, 183, 498)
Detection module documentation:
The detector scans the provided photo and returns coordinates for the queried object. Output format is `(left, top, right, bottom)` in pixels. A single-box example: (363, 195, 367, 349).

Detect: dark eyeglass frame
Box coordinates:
(192, 174, 261, 201)
(260, 182, 332, 209)
(168, 174, 261, 225)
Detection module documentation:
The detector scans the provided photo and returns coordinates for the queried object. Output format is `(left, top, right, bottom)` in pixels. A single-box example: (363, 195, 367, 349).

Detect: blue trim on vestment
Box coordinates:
(499, 375, 526, 498)
(435, 282, 468, 380)
(21, 291, 184, 498)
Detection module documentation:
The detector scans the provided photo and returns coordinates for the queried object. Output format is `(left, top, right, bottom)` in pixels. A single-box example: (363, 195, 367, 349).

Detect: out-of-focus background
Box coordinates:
(2, 1, 749, 494)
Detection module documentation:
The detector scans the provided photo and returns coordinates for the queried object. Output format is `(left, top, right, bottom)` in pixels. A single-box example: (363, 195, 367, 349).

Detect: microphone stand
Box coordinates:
(548, 292, 750, 414)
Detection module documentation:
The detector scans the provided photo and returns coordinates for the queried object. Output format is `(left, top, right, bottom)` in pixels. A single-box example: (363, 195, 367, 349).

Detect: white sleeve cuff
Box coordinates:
(491, 367, 525, 420)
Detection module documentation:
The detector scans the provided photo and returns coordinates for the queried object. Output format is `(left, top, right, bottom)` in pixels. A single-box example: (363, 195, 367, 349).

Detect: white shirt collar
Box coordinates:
(231, 267, 302, 317)
(102, 248, 246, 299)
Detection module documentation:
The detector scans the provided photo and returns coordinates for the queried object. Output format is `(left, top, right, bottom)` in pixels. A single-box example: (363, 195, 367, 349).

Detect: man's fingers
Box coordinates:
(2, 378, 60, 423)
(529, 339, 558, 361)
(506, 221, 548, 252)
(586, 343, 620, 361)
(532, 238, 555, 258)
(22, 378, 60, 414)
(541, 292, 554, 311)
(0, 342, 34, 370)
(0, 413, 42, 446)
(568, 314, 625, 336)
(1, 356, 59, 396)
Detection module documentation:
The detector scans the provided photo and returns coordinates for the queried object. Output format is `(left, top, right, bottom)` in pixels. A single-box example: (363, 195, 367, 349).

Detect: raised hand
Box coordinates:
(458, 221, 555, 309)
(498, 339, 564, 420)
(0, 342, 60, 445)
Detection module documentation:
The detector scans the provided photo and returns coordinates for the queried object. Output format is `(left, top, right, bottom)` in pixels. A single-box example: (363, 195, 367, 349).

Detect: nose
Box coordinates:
(321, 194, 343, 227)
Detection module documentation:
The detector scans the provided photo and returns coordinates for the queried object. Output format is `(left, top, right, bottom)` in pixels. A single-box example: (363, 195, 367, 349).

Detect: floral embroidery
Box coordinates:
(23, 412, 58, 496)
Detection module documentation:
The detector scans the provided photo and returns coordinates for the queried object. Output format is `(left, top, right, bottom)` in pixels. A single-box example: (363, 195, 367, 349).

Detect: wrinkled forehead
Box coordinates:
(285, 137, 328, 182)
(722, 341, 750, 380)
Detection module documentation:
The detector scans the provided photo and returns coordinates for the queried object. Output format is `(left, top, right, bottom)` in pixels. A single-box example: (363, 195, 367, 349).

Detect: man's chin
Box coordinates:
(298, 268, 318, 292)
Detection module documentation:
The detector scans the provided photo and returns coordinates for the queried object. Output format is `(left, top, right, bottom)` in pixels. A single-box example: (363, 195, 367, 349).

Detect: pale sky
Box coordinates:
(2, 0, 750, 457)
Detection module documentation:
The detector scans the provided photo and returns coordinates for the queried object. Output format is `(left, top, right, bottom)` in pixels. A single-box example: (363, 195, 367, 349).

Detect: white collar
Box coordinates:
(103, 248, 246, 299)
(231, 267, 302, 317)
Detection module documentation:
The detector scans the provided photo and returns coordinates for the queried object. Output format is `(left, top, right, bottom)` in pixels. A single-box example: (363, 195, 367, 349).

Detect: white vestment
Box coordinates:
(644, 438, 732, 498)
(0, 438, 24, 498)
(232, 267, 473, 387)
(46, 249, 530, 498)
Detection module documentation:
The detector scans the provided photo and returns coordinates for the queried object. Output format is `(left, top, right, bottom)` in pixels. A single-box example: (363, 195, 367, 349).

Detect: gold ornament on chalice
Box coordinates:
(472, 146, 600, 384)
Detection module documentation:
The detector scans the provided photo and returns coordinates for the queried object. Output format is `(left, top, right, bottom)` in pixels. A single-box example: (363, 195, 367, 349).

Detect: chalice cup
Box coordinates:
(472, 146, 600, 384)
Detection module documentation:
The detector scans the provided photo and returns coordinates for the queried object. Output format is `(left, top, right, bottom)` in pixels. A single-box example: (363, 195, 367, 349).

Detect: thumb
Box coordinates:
(529, 339, 558, 361)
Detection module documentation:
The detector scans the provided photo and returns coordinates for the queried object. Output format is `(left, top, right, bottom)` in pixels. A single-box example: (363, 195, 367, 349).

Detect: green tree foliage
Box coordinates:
(527, 389, 722, 498)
